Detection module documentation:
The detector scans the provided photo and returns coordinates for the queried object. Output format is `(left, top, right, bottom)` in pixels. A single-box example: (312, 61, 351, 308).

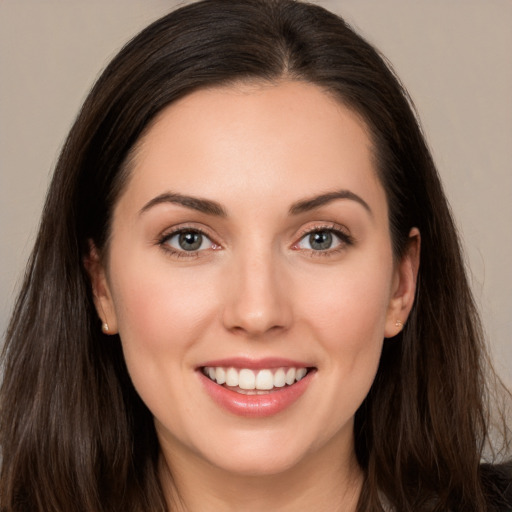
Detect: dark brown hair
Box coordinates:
(1, 1, 510, 510)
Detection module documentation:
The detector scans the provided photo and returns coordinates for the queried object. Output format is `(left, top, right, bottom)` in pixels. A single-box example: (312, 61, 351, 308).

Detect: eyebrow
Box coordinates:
(139, 189, 372, 218)
(139, 192, 227, 217)
(289, 189, 372, 216)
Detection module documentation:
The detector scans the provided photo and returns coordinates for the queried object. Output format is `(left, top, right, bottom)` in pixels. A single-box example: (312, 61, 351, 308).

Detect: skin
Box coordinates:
(88, 81, 420, 511)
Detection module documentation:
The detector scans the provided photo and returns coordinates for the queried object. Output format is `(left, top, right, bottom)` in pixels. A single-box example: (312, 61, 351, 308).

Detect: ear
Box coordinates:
(384, 228, 420, 338)
(83, 241, 118, 335)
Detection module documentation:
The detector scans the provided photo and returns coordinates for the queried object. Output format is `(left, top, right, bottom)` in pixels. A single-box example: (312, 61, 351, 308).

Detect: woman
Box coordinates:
(1, 0, 510, 510)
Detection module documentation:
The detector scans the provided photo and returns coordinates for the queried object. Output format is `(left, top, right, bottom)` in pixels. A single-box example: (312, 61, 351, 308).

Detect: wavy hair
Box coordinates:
(1, 1, 510, 510)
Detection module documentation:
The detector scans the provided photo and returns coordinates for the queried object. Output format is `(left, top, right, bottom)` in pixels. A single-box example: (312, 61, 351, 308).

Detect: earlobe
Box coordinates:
(384, 228, 420, 338)
(83, 241, 118, 335)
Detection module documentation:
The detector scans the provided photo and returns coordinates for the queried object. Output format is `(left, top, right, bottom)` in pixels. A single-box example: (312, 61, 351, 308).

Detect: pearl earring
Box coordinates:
(102, 322, 109, 334)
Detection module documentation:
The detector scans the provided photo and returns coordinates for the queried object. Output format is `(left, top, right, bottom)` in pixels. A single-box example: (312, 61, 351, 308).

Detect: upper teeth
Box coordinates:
(203, 367, 308, 390)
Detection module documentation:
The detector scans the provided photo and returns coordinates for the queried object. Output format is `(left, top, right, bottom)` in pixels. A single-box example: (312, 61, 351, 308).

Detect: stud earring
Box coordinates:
(395, 320, 404, 330)
(102, 322, 109, 334)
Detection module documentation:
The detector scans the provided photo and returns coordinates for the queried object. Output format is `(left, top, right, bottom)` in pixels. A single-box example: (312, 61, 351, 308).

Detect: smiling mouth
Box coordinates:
(201, 366, 314, 395)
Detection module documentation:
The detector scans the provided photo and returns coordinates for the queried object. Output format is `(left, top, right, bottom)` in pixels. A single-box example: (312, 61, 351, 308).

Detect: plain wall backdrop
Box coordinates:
(1, 1, 511, 385)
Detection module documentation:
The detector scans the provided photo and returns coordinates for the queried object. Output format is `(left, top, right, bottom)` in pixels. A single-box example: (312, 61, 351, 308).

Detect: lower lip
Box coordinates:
(199, 370, 314, 418)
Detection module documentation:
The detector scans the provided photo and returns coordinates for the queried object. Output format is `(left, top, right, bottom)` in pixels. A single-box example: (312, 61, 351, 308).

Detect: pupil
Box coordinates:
(310, 231, 332, 250)
(179, 232, 202, 251)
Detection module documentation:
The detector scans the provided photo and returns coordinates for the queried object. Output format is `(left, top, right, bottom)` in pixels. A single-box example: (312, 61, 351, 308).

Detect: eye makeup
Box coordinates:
(155, 220, 355, 261)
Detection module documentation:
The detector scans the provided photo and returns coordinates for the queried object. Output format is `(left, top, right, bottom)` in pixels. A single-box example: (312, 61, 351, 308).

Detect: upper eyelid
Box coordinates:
(295, 222, 351, 238)
(164, 228, 212, 241)
(159, 223, 216, 241)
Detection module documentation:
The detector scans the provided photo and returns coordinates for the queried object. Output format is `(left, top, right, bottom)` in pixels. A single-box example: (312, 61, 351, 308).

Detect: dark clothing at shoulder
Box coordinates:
(481, 462, 512, 511)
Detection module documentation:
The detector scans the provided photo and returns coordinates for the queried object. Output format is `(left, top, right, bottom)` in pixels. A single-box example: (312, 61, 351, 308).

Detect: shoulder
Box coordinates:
(481, 462, 512, 511)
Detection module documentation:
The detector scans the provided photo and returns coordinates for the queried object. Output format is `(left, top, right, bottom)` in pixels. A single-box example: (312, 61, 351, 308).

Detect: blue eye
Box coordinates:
(164, 230, 212, 252)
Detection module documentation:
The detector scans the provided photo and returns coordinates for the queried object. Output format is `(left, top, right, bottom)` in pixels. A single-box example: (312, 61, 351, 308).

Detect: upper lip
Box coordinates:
(197, 357, 314, 370)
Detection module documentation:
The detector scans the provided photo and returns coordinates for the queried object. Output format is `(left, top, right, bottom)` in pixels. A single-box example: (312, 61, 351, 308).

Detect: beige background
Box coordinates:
(1, 1, 511, 385)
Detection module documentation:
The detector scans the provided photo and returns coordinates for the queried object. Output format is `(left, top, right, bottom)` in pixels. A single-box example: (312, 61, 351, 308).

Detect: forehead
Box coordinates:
(118, 80, 386, 221)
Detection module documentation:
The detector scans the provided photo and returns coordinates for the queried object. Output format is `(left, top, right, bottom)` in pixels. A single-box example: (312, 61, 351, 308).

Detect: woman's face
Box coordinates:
(93, 81, 418, 477)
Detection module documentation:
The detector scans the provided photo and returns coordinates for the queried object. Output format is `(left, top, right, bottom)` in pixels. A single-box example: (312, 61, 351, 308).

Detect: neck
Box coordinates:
(158, 434, 363, 512)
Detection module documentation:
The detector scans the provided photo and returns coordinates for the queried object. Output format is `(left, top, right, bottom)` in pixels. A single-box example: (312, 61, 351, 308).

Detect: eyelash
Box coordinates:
(293, 223, 354, 257)
(157, 226, 218, 259)
(157, 223, 354, 259)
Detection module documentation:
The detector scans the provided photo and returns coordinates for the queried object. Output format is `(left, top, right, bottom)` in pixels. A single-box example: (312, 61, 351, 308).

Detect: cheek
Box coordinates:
(109, 256, 219, 362)
(107, 257, 222, 425)
(293, 249, 393, 407)
(303, 258, 392, 404)
(298, 259, 393, 348)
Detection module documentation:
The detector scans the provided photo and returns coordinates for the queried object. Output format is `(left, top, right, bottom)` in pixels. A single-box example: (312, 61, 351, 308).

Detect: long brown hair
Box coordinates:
(1, 1, 510, 510)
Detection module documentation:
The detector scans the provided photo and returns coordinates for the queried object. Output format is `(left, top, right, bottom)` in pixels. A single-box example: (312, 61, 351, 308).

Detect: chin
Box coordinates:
(192, 423, 344, 478)
(207, 446, 309, 477)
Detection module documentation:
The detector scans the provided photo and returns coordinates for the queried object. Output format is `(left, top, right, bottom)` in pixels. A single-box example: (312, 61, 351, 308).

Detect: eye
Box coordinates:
(297, 230, 340, 251)
(294, 226, 353, 253)
(301, 230, 337, 251)
(163, 229, 214, 253)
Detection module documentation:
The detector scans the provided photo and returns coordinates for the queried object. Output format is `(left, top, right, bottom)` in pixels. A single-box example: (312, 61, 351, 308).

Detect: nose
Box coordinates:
(221, 249, 292, 338)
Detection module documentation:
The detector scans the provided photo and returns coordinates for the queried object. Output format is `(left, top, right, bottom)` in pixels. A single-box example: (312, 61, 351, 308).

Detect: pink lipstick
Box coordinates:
(197, 358, 315, 418)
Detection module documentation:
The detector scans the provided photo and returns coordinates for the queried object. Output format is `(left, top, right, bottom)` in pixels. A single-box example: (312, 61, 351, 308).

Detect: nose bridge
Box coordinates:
(222, 241, 291, 336)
